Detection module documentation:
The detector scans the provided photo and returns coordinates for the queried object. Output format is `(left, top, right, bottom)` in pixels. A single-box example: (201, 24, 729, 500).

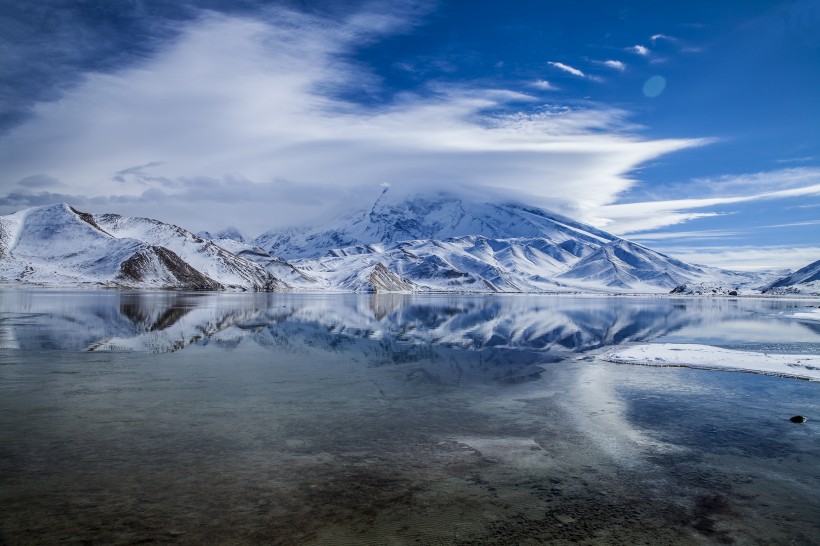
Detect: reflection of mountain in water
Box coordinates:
(0, 292, 270, 352)
(0, 291, 788, 357)
(4, 291, 813, 387)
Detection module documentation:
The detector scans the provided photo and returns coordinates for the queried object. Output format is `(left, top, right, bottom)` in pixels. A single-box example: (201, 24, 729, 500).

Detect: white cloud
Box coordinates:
(775, 156, 816, 163)
(602, 60, 626, 71)
(589, 168, 820, 235)
(629, 45, 649, 56)
(530, 79, 557, 90)
(650, 34, 675, 43)
(0, 8, 703, 235)
(630, 229, 739, 241)
(759, 219, 820, 228)
(594, 211, 722, 235)
(687, 167, 820, 195)
(548, 61, 585, 77)
(659, 246, 820, 271)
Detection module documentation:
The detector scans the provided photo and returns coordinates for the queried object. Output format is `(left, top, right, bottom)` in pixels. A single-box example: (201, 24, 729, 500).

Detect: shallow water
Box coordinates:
(0, 291, 819, 544)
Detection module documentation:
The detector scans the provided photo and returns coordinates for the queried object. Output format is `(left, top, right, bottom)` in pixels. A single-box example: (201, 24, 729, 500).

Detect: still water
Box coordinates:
(0, 291, 818, 545)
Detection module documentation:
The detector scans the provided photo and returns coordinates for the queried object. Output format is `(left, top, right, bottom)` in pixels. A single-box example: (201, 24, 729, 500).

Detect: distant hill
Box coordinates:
(0, 204, 286, 290)
(763, 259, 820, 295)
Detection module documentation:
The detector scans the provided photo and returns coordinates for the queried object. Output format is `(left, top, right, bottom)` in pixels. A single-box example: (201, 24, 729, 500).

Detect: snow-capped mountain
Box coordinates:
(0, 204, 287, 290)
(93, 212, 285, 290)
(255, 189, 616, 259)
(1, 198, 806, 294)
(256, 190, 726, 293)
(763, 259, 820, 295)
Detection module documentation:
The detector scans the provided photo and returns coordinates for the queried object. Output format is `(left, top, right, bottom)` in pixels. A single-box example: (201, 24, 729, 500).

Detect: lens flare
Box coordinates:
(643, 75, 666, 97)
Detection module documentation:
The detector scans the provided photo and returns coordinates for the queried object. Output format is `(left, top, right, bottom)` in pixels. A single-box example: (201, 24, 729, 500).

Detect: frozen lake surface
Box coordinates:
(1, 291, 819, 544)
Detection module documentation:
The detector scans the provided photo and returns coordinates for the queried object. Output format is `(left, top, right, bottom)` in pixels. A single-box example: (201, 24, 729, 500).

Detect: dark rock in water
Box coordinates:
(728, 290, 738, 296)
(790, 415, 807, 423)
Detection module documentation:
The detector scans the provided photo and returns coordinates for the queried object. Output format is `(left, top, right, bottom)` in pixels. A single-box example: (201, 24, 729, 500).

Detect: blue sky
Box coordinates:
(0, 0, 818, 269)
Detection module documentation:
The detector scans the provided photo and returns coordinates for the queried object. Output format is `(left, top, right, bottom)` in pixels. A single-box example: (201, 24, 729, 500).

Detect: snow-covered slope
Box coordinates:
(257, 190, 720, 293)
(203, 237, 320, 289)
(335, 262, 417, 293)
(3, 197, 795, 295)
(763, 259, 820, 295)
(0, 204, 287, 290)
(555, 239, 706, 291)
(255, 189, 615, 259)
(93, 212, 286, 290)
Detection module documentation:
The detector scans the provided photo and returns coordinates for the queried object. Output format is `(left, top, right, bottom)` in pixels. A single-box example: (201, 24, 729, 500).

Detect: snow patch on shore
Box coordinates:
(602, 343, 820, 382)
(780, 308, 820, 323)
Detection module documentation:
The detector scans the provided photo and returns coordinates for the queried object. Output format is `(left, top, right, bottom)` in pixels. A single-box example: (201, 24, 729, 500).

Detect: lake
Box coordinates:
(1, 290, 818, 545)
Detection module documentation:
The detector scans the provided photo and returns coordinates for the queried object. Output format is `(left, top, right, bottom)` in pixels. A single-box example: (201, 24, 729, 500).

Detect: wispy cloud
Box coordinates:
(759, 219, 820, 229)
(548, 61, 585, 77)
(594, 169, 820, 235)
(631, 229, 739, 241)
(650, 34, 675, 43)
(530, 79, 558, 90)
(687, 167, 820, 196)
(595, 211, 723, 235)
(112, 162, 174, 186)
(602, 60, 626, 71)
(657, 245, 820, 271)
(628, 45, 649, 56)
(548, 61, 605, 82)
(631, 167, 820, 203)
(0, 7, 703, 235)
(775, 156, 815, 163)
(16, 174, 63, 189)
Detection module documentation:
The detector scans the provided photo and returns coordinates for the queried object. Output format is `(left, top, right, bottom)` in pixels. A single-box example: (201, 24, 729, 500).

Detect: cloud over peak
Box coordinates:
(0, 5, 704, 235)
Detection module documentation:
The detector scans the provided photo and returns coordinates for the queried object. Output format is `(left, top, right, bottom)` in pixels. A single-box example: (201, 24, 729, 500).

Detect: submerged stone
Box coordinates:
(789, 415, 807, 423)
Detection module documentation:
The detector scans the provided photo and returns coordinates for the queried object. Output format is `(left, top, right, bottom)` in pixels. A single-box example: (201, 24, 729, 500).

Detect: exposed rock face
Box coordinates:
(367, 263, 416, 293)
(117, 246, 223, 290)
(670, 283, 742, 296)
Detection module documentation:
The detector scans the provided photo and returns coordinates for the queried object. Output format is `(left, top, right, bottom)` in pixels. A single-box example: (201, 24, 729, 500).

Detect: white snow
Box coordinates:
(255, 191, 763, 293)
(1, 199, 815, 294)
(781, 308, 820, 322)
(602, 343, 820, 381)
(0, 204, 288, 290)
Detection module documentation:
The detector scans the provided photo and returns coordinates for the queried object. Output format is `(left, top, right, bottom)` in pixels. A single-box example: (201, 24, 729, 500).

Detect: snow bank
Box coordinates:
(782, 308, 820, 323)
(602, 343, 820, 382)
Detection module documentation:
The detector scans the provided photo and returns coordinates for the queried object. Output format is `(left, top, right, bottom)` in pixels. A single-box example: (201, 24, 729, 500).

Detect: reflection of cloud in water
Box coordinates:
(569, 363, 686, 466)
(659, 317, 820, 345)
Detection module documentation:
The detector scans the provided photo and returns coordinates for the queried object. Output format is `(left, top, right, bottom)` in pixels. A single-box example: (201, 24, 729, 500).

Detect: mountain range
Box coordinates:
(0, 192, 816, 295)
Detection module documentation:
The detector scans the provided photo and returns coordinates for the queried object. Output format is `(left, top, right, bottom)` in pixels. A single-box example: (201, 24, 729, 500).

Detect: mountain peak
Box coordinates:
(255, 192, 616, 259)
